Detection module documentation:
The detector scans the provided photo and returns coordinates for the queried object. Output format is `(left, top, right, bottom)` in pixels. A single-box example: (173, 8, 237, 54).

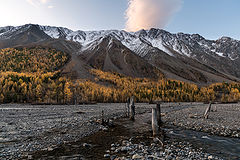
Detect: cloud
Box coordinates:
(40, 0, 50, 3)
(125, 0, 182, 32)
(48, 5, 54, 9)
(26, 0, 51, 7)
(26, 0, 39, 7)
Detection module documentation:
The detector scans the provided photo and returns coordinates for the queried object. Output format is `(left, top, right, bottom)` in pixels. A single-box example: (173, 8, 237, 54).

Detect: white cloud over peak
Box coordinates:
(125, 0, 182, 32)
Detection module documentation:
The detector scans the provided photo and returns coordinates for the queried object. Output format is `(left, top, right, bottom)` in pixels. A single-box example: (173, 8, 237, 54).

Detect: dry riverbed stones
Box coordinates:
(107, 138, 222, 160)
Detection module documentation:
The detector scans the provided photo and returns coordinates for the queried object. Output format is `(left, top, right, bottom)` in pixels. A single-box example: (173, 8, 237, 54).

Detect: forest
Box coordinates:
(0, 48, 68, 73)
(0, 47, 240, 104)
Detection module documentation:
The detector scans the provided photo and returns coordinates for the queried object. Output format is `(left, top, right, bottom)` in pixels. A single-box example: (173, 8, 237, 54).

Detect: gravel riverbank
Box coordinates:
(163, 103, 240, 138)
(0, 103, 148, 159)
(0, 103, 239, 159)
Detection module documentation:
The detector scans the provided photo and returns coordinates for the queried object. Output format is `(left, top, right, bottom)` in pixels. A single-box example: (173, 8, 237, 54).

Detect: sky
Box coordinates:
(0, 0, 239, 40)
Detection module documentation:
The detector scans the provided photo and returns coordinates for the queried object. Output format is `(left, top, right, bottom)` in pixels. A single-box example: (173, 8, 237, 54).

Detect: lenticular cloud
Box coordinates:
(125, 0, 182, 32)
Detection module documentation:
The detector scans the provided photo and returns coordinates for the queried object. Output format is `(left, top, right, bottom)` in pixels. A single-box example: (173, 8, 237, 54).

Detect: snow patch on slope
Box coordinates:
(145, 38, 173, 56)
(39, 26, 73, 39)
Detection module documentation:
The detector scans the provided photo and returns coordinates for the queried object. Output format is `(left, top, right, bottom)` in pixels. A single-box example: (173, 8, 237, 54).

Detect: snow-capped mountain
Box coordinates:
(0, 24, 240, 84)
(1, 24, 239, 61)
(37, 25, 240, 61)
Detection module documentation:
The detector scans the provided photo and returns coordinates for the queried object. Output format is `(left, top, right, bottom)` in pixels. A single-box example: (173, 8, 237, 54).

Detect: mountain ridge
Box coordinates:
(2, 23, 237, 40)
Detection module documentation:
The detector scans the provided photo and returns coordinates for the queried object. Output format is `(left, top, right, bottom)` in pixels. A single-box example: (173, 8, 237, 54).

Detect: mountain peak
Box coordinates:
(217, 36, 235, 42)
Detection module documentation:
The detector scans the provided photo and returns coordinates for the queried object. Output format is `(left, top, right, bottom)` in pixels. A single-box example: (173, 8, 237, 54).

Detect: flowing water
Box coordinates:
(165, 127, 240, 159)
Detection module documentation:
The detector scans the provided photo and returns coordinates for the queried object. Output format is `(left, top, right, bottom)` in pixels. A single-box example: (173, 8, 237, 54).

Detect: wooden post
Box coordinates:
(204, 102, 212, 119)
(152, 108, 159, 137)
(156, 104, 162, 127)
(129, 96, 135, 121)
(60, 117, 62, 127)
(126, 97, 130, 117)
(101, 110, 105, 125)
(75, 95, 77, 106)
(130, 104, 135, 121)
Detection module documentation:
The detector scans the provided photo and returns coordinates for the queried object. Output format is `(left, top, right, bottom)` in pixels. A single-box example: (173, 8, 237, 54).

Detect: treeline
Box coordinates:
(0, 72, 71, 103)
(89, 69, 200, 102)
(69, 70, 240, 103)
(0, 48, 68, 73)
(199, 82, 240, 103)
(0, 70, 240, 104)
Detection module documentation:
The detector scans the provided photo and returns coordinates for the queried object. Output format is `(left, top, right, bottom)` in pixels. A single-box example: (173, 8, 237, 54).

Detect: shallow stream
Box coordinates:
(165, 127, 240, 159)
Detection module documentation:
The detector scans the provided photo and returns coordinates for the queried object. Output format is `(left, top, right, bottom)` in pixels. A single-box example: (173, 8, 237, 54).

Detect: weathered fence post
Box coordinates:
(101, 110, 105, 125)
(75, 96, 77, 106)
(204, 102, 212, 119)
(126, 97, 130, 117)
(129, 96, 135, 121)
(156, 104, 162, 127)
(60, 117, 62, 127)
(152, 108, 159, 137)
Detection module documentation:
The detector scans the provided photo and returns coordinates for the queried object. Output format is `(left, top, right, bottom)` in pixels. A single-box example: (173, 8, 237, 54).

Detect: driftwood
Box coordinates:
(153, 137, 164, 147)
(129, 96, 135, 121)
(204, 102, 212, 119)
(152, 108, 159, 136)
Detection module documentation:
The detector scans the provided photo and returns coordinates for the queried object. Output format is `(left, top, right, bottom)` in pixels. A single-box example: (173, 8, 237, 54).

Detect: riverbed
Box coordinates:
(0, 103, 240, 159)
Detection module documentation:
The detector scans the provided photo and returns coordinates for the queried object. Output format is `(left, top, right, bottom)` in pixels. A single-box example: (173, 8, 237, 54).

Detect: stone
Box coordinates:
(27, 155, 33, 159)
(208, 155, 213, 159)
(121, 146, 130, 152)
(111, 143, 115, 147)
(114, 148, 120, 153)
(129, 151, 136, 155)
(110, 155, 117, 160)
(104, 154, 110, 158)
(111, 147, 116, 151)
(132, 154, 143, 159)
(189, 114, 197, 119)
(122, 140, 128, 145)
(151, 143, 156, 147)
(96, 119, 102, 123)
(102, 127, 108, 131)
(82, 143, 91, 147)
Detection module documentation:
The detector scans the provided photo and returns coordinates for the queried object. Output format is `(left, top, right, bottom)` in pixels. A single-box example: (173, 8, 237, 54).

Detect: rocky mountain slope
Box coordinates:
(0, 24, 239, 84)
